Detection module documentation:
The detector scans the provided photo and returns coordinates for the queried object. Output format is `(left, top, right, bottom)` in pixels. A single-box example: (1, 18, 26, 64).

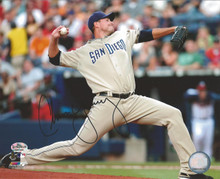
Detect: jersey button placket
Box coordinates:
(114, 63, 126, 90)
(102, 40, 123, 84)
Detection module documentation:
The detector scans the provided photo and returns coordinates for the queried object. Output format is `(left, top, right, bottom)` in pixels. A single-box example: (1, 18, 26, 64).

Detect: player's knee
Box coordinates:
(69, 147, 87, 156)
(174, 109, 185, 124)
(74, 150, 83, 156)
(173, 108, 182, 119)
(166, 107, 182, 119)
(69, 141, 92, 156)
(167, 108, 184, 126)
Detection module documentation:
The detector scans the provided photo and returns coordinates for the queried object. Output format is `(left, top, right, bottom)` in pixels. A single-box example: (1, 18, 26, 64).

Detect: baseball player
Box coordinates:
(0, 11, 213, 179)
(184, 81, 220, 159)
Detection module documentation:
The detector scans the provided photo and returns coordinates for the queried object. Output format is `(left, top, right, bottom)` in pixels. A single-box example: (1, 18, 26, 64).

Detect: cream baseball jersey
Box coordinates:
(1, 21, 199, 177)
(60, 30, 140, 94)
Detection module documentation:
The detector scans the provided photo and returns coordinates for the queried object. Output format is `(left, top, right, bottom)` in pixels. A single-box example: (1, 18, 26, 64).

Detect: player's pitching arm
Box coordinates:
(48, 26, 69, 66)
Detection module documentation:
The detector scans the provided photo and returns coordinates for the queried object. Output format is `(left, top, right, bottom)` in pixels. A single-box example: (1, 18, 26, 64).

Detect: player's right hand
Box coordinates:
(51, 26, 69, 39)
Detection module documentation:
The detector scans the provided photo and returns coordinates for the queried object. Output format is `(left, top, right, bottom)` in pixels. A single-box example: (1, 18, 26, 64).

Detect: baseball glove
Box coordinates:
(170, 26, 188, 50)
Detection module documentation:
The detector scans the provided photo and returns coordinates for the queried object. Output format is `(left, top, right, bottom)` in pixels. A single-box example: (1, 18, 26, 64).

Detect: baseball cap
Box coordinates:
(88, 11, 115, 33)
(197, 81, 206, 91)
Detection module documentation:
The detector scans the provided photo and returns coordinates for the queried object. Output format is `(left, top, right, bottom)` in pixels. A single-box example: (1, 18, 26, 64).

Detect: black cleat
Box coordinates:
(0, 152, 21, 168)
(0, 153, 12, 168)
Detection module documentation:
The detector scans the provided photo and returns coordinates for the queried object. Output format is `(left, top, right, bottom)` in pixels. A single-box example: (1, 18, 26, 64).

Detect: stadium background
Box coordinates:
(0, 0, 220, 175)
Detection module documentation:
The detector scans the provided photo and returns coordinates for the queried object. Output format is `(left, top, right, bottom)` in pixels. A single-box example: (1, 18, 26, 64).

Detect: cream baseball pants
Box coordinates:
(21, 94, 196, 174)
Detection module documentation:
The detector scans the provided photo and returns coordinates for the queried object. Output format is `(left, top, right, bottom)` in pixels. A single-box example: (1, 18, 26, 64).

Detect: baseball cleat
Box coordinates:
(179, 172, 213, 179)
(0, 153, 12, 168)
(0, 151, 26, 168)
(0, 142, 28, 168)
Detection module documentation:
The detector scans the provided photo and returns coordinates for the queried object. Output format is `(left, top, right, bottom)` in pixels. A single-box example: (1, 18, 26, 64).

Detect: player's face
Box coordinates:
(97, 18, 114, 35)
(198, 90, 207, 100)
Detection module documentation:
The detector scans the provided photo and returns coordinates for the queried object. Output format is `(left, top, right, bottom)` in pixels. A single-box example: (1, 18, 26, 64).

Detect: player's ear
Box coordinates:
(94, 21, 99, 29)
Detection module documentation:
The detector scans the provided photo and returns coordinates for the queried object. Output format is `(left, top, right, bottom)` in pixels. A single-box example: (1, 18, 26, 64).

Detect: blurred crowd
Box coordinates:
(0, 0, 220, 120)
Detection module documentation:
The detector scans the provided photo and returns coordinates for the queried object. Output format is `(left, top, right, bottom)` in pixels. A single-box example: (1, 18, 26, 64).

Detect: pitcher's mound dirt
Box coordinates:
(0, 168, 153, 179)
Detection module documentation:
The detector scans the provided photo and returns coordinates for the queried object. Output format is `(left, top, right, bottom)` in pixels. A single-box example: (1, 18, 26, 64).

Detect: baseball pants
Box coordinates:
(192, 118, 214, 158)
(21, 94, 196, 174)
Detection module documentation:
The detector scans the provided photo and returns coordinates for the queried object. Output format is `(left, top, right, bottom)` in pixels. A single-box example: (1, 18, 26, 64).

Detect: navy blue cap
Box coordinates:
(88, 11, 115, 33)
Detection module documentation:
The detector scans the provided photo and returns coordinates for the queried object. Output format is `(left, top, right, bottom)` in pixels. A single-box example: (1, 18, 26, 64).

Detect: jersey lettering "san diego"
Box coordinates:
(89, 39, 126, 64)
(60, 30, 139, 93)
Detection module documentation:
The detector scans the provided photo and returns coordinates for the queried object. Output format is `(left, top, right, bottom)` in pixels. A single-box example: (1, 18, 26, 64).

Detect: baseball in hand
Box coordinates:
(60, 27, 68, 36)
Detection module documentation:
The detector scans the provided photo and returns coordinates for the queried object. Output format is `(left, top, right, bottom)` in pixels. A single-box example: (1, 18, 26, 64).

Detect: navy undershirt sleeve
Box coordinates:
(49, 50, 61, 66)
(138, 29, 153, 43)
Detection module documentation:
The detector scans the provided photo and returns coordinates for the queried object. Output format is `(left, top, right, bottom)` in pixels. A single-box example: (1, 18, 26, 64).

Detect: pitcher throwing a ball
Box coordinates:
(0, 11, 213, 179)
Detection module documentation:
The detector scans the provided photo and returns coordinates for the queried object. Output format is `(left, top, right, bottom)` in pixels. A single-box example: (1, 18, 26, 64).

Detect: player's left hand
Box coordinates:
(170, 26, 188, 50)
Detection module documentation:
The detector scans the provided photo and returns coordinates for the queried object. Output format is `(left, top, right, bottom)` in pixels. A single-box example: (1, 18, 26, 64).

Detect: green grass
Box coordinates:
(33, 161, 220, 179)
